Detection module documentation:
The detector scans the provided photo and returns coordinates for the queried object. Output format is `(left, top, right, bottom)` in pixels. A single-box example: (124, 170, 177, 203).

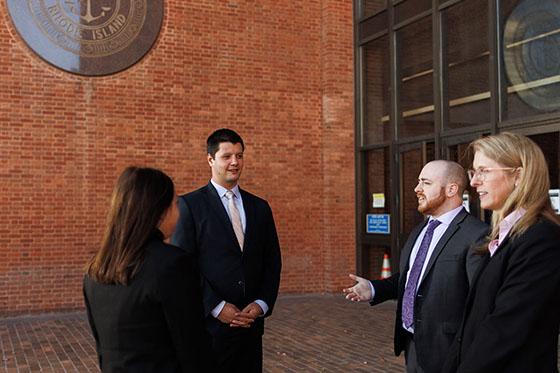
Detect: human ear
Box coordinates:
(447, 183, 458, 197)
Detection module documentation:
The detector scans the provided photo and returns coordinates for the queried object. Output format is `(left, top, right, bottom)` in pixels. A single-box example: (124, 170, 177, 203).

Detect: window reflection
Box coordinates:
(398, 17, 434, 138)
(444, 0, 490, 129)
(364, 37, 391, 144)
(360, 0, 386, 19)
(400, 146, 434, 237)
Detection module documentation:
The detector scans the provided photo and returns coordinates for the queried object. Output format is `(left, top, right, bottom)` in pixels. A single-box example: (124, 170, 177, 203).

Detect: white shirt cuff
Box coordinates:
(254, 300, 268, 316)
(211, 300, 226, 318)
(369, 281, 375, 301)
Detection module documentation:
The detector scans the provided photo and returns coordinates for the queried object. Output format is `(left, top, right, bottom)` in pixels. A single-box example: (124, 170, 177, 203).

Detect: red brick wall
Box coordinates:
(0, 0, 355, 315)
(320, 0, 355, 292)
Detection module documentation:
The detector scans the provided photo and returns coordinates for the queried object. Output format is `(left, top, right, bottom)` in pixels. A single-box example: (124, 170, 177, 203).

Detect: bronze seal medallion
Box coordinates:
(504, 0, 560, 112)
(7, 0, 163, 76)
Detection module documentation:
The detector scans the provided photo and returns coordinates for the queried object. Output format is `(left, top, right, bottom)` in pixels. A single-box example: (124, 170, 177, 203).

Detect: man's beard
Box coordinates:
(417, 188, 446, 215)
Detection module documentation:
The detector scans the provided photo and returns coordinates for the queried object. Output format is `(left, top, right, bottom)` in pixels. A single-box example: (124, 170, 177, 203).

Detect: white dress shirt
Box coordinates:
(209, 179, 268, 318)
(369, 205, 464, 332)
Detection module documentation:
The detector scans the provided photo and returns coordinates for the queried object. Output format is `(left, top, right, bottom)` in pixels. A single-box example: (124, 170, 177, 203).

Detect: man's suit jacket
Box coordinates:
(442, 217, 560, 373)
(171, 182, 282, 337)
(370, 208, 487, 373)
(83, 232, 210, 373)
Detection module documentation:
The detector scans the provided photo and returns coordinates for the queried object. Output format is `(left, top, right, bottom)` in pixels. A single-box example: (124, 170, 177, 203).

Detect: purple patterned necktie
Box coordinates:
(402, 219, 441, 329)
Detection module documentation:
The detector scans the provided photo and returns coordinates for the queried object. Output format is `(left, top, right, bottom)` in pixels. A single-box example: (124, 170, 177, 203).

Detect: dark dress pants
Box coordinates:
(404, 330, 425, 373)
(212, 329, 263, 373)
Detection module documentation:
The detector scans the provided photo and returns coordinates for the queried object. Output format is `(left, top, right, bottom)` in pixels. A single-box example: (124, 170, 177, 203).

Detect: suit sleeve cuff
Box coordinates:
(211, 300, 226, 318)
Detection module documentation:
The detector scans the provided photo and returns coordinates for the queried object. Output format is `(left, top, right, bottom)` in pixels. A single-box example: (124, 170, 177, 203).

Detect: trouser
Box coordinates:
(404, 331, 425, 373)
(212, 330, 263, 373)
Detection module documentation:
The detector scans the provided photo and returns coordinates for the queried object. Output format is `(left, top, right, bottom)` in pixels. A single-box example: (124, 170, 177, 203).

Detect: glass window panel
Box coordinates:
(401, 148, 425, 237)
(364, 245, 391, 279)
(395, 0, 431, 25)
(447, 141, 482, 219)
(444, 0, 490, 129)
(366, 148, 391, 214)
(528, 132, 559, 189)
(361, 148, 392, 277)
(364, 36, 391, 144)
(361, 0, 387, 19)
(502, 0, 560, 120)
(425, 142, 435, 161)
(359, 11, 388, 41)
(398, 17, 434, 138)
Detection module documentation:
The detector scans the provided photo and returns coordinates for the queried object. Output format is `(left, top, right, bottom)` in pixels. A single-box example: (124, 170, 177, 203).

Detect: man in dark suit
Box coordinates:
(344, 160, 487, 373)
(171, 128, 282, 373)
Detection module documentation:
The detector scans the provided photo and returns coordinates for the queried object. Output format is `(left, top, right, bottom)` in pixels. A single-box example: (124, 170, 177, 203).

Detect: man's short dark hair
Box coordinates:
(207, 128, 245, 158)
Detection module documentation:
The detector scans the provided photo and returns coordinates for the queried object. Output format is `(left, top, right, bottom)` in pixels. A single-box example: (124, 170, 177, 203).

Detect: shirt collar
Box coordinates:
(210, 179, 241, 199)
(488, 208, 526, 256)
(498, 208, 526, 245)
(428, 205, 464, 227)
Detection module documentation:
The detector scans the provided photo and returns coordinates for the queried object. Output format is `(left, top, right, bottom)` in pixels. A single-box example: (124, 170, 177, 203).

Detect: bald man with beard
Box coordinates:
(344, 160, 488, 373)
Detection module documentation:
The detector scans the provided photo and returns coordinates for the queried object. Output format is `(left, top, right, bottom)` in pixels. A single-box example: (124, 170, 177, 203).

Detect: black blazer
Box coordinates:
(171, 182, 282, 337)
(443, 218, 560, 373)
(83, 233, 210, 373)
(370, 208, 488, 373)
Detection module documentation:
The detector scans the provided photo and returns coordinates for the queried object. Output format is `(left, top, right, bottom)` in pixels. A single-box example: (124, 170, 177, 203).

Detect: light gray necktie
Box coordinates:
(225, 190, 244, 251)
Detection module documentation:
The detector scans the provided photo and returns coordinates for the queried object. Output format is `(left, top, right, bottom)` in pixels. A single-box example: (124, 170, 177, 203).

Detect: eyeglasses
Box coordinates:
(467, 167, 517, 181)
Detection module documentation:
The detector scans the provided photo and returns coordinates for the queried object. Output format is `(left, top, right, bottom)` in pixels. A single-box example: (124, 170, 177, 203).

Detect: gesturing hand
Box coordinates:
(343, 274, 373, 302)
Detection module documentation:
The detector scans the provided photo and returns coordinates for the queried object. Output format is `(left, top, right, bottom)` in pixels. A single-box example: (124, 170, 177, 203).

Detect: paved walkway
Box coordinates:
(1, 294, 558, 372)
(0, 294, 403, 372)
(263, 295, 403, 372)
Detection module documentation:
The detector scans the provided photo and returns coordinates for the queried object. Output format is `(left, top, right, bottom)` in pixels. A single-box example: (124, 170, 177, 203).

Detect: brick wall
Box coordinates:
(0, 0, 354, 315)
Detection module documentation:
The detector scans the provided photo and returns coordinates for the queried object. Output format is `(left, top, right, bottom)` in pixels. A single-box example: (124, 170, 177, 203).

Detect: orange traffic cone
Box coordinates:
(380, 253, 392, 279)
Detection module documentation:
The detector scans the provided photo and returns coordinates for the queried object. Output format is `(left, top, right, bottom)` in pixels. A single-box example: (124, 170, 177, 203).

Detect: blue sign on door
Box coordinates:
(366, 214, 390, 234)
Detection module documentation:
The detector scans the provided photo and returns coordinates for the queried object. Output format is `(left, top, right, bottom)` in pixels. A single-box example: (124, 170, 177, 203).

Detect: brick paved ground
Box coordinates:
(263, 295, 404, 372)
(0, 294, 402, 372)
(0, 294, 558, 372)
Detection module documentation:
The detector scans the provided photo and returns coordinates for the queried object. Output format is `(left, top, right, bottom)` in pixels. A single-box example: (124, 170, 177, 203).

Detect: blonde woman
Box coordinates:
(443, 132, 560, 373)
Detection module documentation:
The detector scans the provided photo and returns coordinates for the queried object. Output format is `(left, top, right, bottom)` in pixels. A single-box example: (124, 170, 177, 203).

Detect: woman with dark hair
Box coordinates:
(83, 166, 210, 372)
(442, 133, 560, 373)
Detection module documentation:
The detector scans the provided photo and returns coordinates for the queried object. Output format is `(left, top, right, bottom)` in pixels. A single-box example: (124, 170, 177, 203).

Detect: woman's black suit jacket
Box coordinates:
(443, 218, 560, 373)
(83, 233, 211, 372)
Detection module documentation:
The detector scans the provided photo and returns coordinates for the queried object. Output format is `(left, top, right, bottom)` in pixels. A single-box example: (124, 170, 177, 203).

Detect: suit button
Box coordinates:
(457, 337, 462, 342)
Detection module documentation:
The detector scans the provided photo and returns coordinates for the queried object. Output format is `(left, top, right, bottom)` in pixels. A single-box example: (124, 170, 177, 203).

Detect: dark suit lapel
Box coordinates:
(204, 182, 242, 254)
(240, 188, 254, 252)
(419, 208, 467, 285)
(398, 221, 428, 296)
(399, 221, 427, 274)
(464, 252, 490, 312)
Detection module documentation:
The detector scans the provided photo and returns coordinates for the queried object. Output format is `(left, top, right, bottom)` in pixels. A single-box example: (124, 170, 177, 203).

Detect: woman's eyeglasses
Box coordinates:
(467, 167, 517, 181)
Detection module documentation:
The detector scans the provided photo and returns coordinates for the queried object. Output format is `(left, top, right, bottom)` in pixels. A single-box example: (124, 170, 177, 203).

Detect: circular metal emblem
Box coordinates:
(503, 0, 560, 111)
(7, 0, 163, 76)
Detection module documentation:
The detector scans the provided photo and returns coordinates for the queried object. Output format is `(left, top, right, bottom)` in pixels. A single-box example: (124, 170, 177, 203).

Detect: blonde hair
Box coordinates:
(470, 132, 559, 241)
